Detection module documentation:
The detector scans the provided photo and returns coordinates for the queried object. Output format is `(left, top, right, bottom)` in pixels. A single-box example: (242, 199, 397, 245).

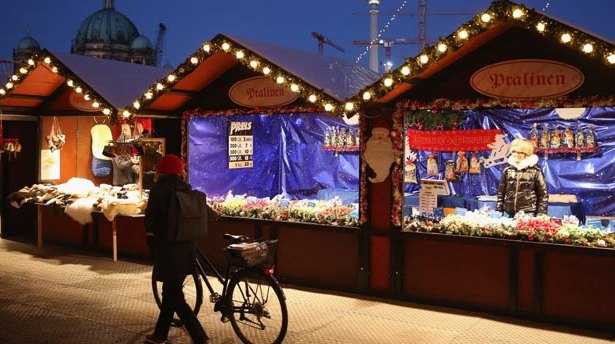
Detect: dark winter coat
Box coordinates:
(496, 154, 549, 216)
(144, 174, 196, 282)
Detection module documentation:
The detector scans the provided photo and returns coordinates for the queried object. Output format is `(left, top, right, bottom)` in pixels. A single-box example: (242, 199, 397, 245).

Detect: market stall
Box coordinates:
(0, 49, 174, 257)
(343, 0, 615, 330)
(128, 33, 378, 290)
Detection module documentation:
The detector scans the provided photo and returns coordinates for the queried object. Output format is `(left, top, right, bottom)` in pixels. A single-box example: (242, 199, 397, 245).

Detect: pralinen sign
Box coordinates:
(470, 59, 584, 99)
(229, 76, 298, 108)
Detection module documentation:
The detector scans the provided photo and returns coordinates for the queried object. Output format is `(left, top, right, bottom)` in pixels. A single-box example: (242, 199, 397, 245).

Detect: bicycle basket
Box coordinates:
(223, 240, 277, 268)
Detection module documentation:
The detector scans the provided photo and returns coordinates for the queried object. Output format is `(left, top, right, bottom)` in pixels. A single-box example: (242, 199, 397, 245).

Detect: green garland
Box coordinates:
(404, 109, 466, 130)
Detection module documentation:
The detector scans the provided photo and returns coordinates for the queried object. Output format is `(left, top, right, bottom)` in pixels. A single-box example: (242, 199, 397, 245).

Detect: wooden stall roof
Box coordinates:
(129, 33, 380, 119)
(0, 50, 170, 118)
(348, 0, 615, 110)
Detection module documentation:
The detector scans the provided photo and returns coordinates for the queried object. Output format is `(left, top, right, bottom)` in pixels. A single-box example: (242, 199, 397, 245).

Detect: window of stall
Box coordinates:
(186, 111, 360, 227)
(401, 104, 614, 244)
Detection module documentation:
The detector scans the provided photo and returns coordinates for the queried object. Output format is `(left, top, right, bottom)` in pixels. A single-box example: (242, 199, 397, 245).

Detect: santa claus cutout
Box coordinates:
(363, 122, 395, 183)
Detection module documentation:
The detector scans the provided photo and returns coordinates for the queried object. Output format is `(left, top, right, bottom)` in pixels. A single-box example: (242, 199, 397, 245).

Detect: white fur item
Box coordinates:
(64, 198, 96, 225)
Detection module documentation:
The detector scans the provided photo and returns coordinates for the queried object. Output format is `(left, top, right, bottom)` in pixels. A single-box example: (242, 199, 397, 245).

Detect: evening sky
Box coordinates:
(1, 0, 614, 73)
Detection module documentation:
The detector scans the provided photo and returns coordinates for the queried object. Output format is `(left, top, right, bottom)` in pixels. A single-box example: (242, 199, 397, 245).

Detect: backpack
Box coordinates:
(167, 188, 211, 242)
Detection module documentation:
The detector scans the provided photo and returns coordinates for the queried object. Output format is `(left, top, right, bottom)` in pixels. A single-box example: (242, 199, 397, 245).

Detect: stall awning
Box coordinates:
(131, 33, 379, 120)
(0, 50, 171, 118)
(349, 0, 615, 109)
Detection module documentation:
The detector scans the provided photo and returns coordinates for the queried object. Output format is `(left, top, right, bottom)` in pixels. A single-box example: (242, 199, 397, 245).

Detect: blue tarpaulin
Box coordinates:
(187, 112, 359, 204)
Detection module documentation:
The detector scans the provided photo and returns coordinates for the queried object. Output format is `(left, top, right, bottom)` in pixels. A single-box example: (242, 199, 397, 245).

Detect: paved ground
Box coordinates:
(0, 237, 613, 344)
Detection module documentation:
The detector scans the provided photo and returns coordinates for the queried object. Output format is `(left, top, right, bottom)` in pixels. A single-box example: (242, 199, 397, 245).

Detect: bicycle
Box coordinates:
(152, 233, 288, 344)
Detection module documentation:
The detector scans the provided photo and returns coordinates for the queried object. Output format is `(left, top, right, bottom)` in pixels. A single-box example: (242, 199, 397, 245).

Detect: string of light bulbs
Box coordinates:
(355, 0, 408, 64)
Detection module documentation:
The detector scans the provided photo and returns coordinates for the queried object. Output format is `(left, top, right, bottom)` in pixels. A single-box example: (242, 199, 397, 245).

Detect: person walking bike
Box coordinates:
(144, 154, 209, 344)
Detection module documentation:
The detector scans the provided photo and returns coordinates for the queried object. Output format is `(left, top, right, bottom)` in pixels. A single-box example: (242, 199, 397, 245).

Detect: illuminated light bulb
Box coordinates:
(560, 33, 572, 43)
(262, 67, 271, 75)
(75, 87, 82, 93)
(167, 74, 176, 82)
(344, 102, 355, 111)
(437, 43, 448, 53)
(324, 103, 334, 112)
(202, 43, 211, 52)
(383, 78, 394, 87)
(290, 84, 300, 92)
(308, 94, 317, 103)
(28, 59, 35, 65)
(458, 29, 469, 40)
(44, 57, 51, 64)
(480, 13, 492, 23)
(401, 66, 411, 76)
(0, 89, 5, 95)
(145, 91, 153, 99)
(6, 82, 13, 89)
(67, 79, 74, 87)
(607, 53, 615, 64)
(221, 42, 230, 51)
(156, 83, 164, 90)
(276, 76, 285, 84)
(190, 57, 199, 64)
(122, 110, 131, 118)
(235, 50, 245, 59)
(83, 94, 90, 101)
(19, 67, 27, 74)
(362, 91, 372, 100)
(419, 54, 429, 64)
(51, 66, 58, 73)
(133, 101, 141, 109)
(92, 101, 100, 108)
(11, 75, 18, 81)
(512, 8, 524, 19)
(582, 43, 593, 53)
(249, 60, 259, 68)
(102, 108, 111, 115)
(536, 22, 546, 32)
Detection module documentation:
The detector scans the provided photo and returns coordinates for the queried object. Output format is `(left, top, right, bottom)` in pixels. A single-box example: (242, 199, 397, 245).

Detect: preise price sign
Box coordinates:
(228, 121, 254, 169)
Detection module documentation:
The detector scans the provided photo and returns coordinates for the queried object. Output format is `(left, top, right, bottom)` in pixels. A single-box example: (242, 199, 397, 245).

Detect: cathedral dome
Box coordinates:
(71, 0, 155, 65)
(131, 35, 153, 51)
(16, 36, 41, 51)
(73, 0, 139, 49)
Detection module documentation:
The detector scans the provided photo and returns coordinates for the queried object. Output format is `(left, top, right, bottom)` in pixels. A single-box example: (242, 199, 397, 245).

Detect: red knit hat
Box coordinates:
(156, 154, 184, 175)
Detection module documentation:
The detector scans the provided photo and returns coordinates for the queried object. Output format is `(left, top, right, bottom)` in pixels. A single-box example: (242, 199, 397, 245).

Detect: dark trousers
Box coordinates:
(154, 277, 208, 343)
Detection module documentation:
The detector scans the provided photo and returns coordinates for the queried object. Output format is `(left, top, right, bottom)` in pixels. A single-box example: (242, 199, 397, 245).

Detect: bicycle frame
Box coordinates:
(195, 247, 230, 304)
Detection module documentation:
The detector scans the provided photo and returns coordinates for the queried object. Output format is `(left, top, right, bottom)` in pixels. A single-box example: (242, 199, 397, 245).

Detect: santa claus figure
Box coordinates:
(363, 124, 395, 183)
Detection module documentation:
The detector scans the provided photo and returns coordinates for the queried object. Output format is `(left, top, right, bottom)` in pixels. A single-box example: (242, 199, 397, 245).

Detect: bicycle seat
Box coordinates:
(223, 233, 250, 243)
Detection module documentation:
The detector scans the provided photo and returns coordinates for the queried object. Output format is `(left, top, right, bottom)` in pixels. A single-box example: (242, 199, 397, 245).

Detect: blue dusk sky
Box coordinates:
(1, 0, 614, 73)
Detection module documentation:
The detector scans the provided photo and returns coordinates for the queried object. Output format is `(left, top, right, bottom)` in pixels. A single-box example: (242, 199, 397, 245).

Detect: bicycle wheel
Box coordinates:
(151, 272, 204, 324)
(227, 268, 288, 344)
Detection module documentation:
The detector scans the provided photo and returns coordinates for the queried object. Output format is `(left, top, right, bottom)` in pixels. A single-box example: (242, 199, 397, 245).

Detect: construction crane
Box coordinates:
(353, 4, 474, 52)
(353, 38, 419, 59)
(311, 32, 345, 56)
(353, 38, 418, 72)
(154, 23, 167, 67)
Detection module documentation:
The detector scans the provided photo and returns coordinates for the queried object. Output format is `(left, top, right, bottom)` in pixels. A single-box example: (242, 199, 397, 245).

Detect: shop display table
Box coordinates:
(404, 195, 585, 222)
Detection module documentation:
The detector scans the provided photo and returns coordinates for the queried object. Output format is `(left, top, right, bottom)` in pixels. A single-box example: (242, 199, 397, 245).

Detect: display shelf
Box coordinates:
(321, 145, 360, 152)
(535, 146, 599, 160)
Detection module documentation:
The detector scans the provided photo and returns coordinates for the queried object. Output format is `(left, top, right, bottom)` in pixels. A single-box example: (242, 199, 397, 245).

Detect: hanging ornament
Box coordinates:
(426, 153, 439, 176)
(469, 152, 482, 174)
(455, 151, 469, 173)
(404, 150, 418, 184)
(444, 160, 456, 181)
(0, 110, 22, 158)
